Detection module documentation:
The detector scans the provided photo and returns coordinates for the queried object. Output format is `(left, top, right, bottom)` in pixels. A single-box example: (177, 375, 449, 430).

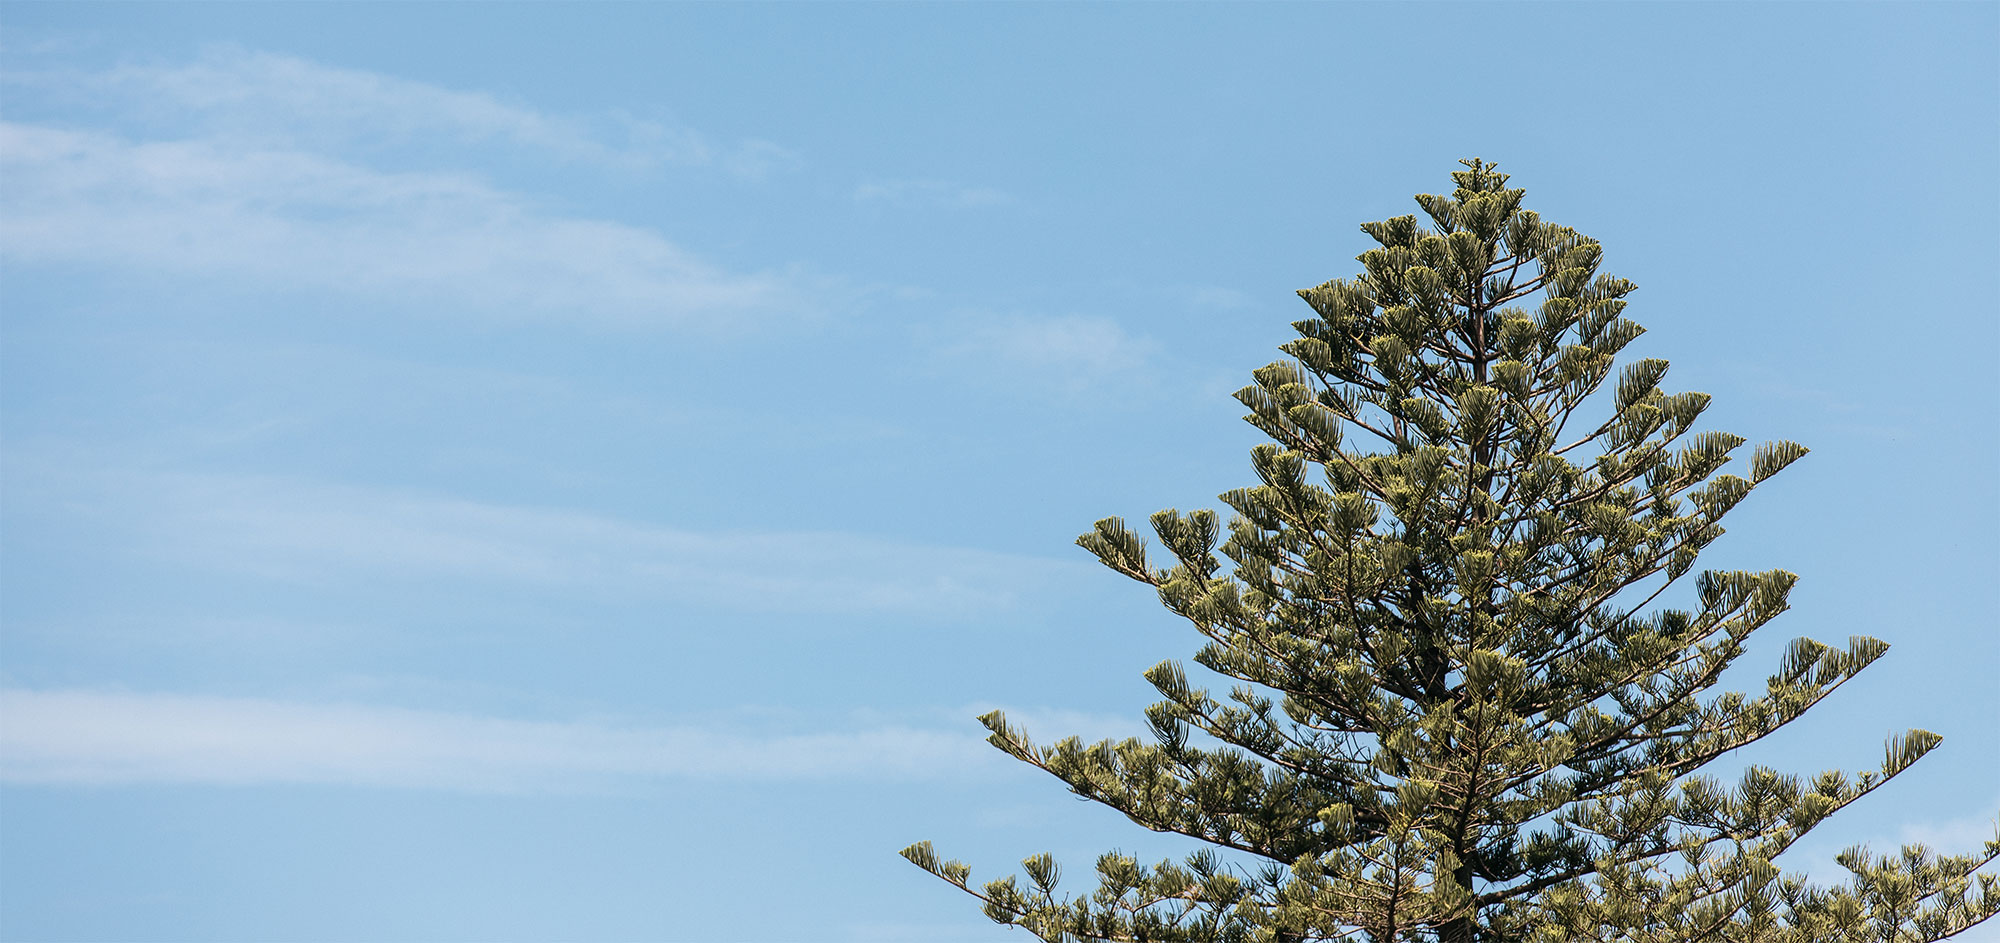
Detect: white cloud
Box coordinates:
(939, 314, 1162, 393)
(1187, 286, 1253, 310)
(0, 689, 997, 790)
(1775, 789, 2000, 913)
(854, 178, 1013, 209)
(7, 46, 797, 176)
(0, 121, 802, 326)
(10, 466, 1083, 617)
(1893, 793, 2000, 857)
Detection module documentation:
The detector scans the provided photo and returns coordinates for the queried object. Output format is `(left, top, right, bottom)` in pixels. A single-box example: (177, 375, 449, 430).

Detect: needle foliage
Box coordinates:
(903, 160, 1999, 943)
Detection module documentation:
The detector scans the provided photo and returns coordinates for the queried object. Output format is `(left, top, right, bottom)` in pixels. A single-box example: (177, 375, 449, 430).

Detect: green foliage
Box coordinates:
(901, 160, 2000, 942)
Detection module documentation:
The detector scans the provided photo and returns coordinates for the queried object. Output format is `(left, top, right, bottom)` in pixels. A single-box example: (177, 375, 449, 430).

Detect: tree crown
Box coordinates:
(903, 160, 2000, 943)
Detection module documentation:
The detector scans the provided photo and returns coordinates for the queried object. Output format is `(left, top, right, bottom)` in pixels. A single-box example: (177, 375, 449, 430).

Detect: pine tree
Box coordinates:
(902, 160, 2000, 943)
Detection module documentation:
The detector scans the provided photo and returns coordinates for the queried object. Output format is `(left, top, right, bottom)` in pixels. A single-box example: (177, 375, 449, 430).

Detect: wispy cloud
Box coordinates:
(1778, 791, 2000, 900)
(854, 178, 1013, 209)
(6, 46, 797, 177)
(0, 46, 818, 326)
(0, 121, 803, 327)
(1894, 794, 2000, 854)
(0, 689, 997, 790)
(8, 465, 1084, 617)
(935, 314, 1162, 394)
(1187, 286, 1254, 310)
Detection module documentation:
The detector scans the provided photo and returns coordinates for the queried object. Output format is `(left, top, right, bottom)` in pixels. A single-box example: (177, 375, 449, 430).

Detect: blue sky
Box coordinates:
(0, 4, 1994, 941)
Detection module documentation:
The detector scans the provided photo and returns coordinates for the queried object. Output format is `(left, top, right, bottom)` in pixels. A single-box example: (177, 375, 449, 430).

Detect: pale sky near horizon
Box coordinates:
(1, 4, 1995, 941)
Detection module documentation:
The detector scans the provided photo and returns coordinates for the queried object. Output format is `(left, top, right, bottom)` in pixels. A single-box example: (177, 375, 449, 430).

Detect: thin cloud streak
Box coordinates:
(1894, 795, 2000, 856)
(854, 178, 1013, 209)
(937, 314, 1162, 395)
(0, 689, 998, 790)
(13, 466, 1084, 617)
(0, 121, 803, 327)
(6, 45, 798, 176)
